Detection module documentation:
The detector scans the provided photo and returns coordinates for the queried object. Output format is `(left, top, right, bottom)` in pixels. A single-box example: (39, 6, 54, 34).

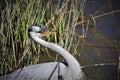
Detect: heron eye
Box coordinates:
(32, 29, 42, 33)
(33, 30, 38, 32)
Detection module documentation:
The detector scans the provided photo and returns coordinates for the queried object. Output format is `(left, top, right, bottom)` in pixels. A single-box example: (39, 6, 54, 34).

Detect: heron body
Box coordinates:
(0, 62, 66, 80)
(0, 26, 85, 80)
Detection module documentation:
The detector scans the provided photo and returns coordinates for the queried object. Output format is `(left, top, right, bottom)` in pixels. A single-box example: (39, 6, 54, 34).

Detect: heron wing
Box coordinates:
(0, 62, 67, 80)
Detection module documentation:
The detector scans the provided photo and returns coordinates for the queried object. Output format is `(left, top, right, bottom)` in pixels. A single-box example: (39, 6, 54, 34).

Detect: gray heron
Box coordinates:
(0, 26, 85, 80)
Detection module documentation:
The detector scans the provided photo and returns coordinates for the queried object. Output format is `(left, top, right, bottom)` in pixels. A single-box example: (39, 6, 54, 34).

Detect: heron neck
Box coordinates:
(30, 33, 80, 71)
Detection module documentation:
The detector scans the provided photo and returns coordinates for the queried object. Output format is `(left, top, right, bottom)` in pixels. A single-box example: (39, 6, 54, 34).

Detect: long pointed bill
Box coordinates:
(42, 32, 52, 35)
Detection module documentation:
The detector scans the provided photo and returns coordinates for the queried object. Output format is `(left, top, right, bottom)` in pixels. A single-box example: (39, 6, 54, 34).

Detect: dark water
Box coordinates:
(75, 0, 120, 80)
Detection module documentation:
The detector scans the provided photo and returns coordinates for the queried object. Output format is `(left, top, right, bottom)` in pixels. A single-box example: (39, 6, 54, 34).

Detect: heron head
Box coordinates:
(28, 26, 50, 38)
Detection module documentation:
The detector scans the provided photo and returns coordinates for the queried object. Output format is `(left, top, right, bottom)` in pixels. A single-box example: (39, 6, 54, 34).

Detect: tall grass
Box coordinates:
(0, 0, 120, 79)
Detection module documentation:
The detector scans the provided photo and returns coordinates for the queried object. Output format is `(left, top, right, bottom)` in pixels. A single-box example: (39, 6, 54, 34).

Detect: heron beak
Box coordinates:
(38, 27, 52, 35)
(41, 32, 52, 35)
